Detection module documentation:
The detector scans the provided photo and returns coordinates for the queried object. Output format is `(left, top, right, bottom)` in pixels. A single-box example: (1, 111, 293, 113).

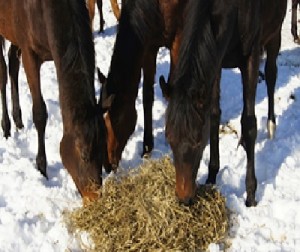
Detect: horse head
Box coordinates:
(161, 77, 211, 206)
(60, 103, 106, 201)
(97, 68, 137, 172)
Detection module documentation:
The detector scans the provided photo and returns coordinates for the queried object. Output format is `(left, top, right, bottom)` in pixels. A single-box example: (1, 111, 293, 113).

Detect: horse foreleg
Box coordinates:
(206, 71, 221, 184)
(141, 48, 158, 158)
(240, 47, 259, 207)
(264, 32, 281, 139)
(291, 0, 300, 43)
(97, 0, 105, 33)
(0, 41, 10, 138)
(8, 45, 23, 130)
(22, 50, 48, 178)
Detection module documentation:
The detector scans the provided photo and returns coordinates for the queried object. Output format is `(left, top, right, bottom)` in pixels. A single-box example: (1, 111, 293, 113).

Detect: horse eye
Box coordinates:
(81, 151, 90, 163)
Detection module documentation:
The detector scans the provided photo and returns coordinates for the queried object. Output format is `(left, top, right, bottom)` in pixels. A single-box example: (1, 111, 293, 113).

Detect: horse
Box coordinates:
(0, 40, 23, 138)
(100, 0, 189, 171)
(292, 0, 300, 43)
(0, 0, 106, 201)
(87, 0, 105, 33)
(159, 0, 287, 206)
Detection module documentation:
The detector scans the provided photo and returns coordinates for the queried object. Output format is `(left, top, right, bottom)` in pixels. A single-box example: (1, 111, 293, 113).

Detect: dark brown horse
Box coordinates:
(100, 0, 188, 171)
(160, 0, 287, 206)
(0, 0, 106, 200)
(292, 0, 300, 43)
(0, 40, 23, 138)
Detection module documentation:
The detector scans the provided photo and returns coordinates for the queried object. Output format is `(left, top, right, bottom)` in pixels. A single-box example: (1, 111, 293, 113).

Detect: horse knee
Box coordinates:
(241, 115, 257, 146)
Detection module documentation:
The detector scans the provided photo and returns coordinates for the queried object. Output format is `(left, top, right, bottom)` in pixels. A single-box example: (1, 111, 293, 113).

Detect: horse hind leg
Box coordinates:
(0, 39, 11, 138)
(22, 50, 48, 178)
(264, 33, 281, 139)
(8, 45, 24, 130)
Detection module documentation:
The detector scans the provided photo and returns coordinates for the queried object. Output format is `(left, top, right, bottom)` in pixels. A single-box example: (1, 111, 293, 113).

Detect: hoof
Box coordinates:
(267, 120, 276, 139)
(104, 165, 112, 174)
(13, 109, 24, 129)
(141, 145, 152, 159)
(1, 118, 11, 139)
(294, 37, 300, 44)
(205, 177, 216, 185)
(245, 198, 257, 207)
(36, 156, 48, 179)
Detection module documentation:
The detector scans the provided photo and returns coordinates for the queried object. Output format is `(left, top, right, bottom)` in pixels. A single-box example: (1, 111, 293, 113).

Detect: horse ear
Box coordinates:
(102, 94, 115, 110)
(96, 68, 114, 110)
(159, 75, 171, 100)
(97, 67, 106, 84)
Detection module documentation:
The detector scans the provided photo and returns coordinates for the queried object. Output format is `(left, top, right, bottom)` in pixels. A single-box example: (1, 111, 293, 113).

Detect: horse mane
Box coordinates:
(166, 0, 218, 145)
(106, 0, 163, 95)
(48, 0, 99, 144)
(123, 0, 162, 43)
(62, 0, 95, 88)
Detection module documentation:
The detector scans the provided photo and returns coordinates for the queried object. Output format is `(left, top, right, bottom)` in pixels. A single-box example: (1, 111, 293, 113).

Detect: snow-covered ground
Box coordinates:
(0, 1, 299, 251)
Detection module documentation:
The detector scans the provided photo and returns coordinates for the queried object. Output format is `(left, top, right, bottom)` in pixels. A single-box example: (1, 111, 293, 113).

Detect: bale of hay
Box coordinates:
(64, 156, 229, 251)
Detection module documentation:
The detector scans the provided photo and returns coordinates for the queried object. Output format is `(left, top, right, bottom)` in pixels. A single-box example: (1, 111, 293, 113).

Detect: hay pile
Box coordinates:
(65, 156, 229, 251)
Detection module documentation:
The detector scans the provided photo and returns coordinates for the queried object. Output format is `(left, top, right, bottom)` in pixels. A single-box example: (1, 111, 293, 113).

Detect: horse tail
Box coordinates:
(166, 0, 218, 145)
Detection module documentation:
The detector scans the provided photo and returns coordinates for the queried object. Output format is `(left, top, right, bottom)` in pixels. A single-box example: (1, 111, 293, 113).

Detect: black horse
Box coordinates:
(292, 0, 300, 43)
(160, 0, 287, 207)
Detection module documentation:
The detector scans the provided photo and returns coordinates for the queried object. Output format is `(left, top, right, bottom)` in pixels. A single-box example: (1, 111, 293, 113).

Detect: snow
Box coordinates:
(0, 1, 299, 251)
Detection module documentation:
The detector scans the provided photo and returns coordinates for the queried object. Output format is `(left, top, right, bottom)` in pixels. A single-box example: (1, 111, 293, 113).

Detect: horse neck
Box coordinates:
(172, 0, 217, 93)
(107, 19, 144, 97)
(43, 0, 96, 128)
